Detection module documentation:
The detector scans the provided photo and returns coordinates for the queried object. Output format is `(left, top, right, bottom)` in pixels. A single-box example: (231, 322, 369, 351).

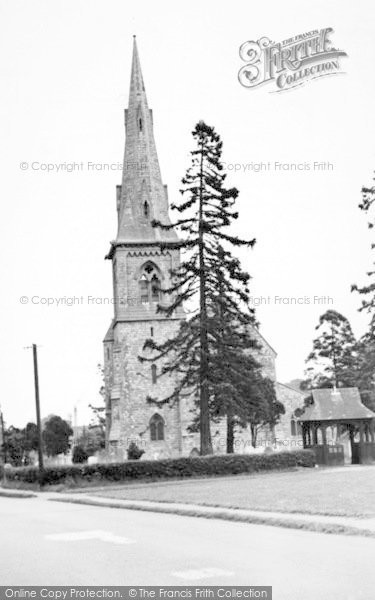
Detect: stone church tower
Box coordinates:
(103, 39, 305, 460)
(103, 38, 185, 459)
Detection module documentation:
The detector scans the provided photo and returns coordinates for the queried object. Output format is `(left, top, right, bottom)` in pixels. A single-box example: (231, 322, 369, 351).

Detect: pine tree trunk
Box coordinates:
(227, 411, 234, 453)
(331, 324, 339, 387)
(198, 138, 212, 455)
(250, 423, 257, 448)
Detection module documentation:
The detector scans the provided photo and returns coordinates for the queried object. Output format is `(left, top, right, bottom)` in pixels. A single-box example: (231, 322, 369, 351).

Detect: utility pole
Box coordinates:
(32, 344, 44, 482)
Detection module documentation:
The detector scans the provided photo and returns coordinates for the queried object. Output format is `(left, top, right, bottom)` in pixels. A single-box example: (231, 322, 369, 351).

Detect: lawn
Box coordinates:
(93, 465, 375, 518)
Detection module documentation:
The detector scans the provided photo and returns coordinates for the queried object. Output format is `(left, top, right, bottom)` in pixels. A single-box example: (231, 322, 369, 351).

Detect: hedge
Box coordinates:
(1, 449, 315, 487)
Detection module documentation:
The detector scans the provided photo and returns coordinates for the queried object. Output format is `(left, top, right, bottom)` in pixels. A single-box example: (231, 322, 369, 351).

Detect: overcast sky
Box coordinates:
(1, 0, 375, 427)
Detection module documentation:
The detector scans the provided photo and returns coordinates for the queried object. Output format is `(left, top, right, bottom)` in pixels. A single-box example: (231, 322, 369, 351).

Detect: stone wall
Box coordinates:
(105, 317, 183, 460)
(249, 327, 277, 381)
(273, 382, 305, 451)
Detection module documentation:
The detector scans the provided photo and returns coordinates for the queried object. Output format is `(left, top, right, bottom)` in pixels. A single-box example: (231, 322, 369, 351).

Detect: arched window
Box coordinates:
(150, 414, 164, 441)
(291, 419, 297, 437)
(138, 263, 161, 304)
(151, 274, 160, 302)
(139, 118, 143, 131)
(151, 364, 157, 384)
(143, 201, 149, 218)
(139, 274, 149, 303)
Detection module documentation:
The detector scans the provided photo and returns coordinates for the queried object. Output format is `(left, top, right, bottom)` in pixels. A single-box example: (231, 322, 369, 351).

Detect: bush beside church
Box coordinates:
(1, 449, 315, 488)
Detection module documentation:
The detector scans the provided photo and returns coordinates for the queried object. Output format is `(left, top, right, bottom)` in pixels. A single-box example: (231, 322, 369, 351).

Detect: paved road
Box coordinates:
(0, 496, 374, 599)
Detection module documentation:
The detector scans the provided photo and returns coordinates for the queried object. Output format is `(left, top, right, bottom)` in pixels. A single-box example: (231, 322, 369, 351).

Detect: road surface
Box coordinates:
(0, 496, 374, 599)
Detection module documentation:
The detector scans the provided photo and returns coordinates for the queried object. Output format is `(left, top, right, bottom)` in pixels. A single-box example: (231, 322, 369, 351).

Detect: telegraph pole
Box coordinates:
(32, 344, 44, 482)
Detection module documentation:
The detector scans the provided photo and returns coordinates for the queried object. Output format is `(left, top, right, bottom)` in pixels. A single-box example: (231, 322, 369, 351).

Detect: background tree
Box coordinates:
(72, 445, 88, 464)
(88, 363, 106, 439)
(352, 175, 375, 313)
(23, 422, 39, 465)
(42, 415, 73, 457)
(2, 426, 25, 466)
(355, 315, 375, 410)
(351, 176, 375, 408)
(75, 426, 105, 456)
(141, 121, 260, 455)
(241, 377, 284, 447)
(294, 394, 314, 418)
(206, 246, 278, 452)
(302, 310, 359, 389)
(2, 423, 39, 466)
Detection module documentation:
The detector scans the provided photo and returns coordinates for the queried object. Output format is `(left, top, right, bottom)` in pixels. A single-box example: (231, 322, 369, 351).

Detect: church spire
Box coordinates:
(130, 36, 145, 95)
(116, 37, 177, 244)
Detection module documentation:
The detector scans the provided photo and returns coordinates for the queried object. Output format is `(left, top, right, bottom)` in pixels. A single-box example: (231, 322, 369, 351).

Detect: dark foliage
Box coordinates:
(140, 121, 275, 454)
(355, 315, 375, 410)
(127, 442, 145, 460)
(301, 310, 375, 412)
(42, 415, 73, 457)
(2, 423, 40, 467)
(352, 176, 375, 313)
(72, 445, 89, 464)
(3, 450, 315, 486)
(75, 426, 105, 456)
(302, 310, 359, 389)
(88, 363, 106, 438)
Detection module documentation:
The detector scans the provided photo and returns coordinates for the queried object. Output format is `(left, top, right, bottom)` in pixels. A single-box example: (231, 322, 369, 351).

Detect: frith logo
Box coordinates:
(238, 28, 347, 92)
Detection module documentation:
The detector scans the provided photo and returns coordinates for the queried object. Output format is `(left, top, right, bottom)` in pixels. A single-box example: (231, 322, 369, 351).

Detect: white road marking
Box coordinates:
(172, 567, 234, 580)
(45, 529, 135, 545)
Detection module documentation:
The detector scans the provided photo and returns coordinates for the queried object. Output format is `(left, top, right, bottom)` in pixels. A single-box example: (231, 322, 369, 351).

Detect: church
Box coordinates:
(103, 38, 304, 460)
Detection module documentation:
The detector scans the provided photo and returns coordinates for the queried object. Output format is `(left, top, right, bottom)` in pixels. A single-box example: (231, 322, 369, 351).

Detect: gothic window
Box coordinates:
(151, 274, 160, 302)
(139, 118, 143, 131)
(151, 364, 157, 384)
(291, 419, 297, 436)
(139, 274, 149, 303)
(150, 413, 164, 441)
(143, 201, 149, 218)
(138, 263, 161, 304)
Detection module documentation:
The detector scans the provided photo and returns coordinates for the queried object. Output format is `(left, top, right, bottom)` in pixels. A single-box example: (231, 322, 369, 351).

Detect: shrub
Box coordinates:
(127, 442, 145, 460)
(1, 449, 315, 488)
(72, 445, 89, 464)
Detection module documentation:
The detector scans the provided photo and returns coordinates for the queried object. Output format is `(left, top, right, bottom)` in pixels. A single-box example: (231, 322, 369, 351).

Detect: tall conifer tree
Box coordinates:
(141, 121, 268, 455)
(302, 310, 359, 389)
(352, 177, 375, 312)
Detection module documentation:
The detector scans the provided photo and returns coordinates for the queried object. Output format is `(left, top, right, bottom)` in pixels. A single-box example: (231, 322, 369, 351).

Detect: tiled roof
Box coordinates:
(298, 387, 375, 422)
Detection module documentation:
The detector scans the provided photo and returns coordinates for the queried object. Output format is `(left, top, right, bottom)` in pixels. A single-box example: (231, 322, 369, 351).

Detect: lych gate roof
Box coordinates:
(299, 387, 375, 422)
